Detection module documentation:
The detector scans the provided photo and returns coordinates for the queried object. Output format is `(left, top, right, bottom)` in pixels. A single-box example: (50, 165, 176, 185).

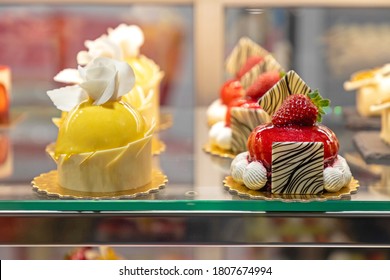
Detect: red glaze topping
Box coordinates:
(247, 123, 339, 170)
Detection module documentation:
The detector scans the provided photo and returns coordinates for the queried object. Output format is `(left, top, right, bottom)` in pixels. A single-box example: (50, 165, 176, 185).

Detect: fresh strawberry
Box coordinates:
(246, 71, 282, 101)
(272, 90, 330, 127)
(225, 98, 261, 127)
(237, 56, 264, 78)
(220, 79, 244, 105)
(247, 123, 339, 170)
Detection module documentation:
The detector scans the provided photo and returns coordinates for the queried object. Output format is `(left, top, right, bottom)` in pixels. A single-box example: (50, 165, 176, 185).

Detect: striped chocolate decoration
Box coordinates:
(258, 70, 311, 116)
(230, 108, 271, 154)
(240, 54, 285, 90)
(225, 37, 269, 76)
(271, 142, 324, 194)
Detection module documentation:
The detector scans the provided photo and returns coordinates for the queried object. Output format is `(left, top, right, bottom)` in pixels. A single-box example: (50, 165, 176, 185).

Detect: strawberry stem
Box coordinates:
(308, 89, 330, 123)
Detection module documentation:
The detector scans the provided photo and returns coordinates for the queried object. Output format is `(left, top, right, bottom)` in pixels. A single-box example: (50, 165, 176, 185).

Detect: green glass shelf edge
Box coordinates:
(1, 200, 390, 212)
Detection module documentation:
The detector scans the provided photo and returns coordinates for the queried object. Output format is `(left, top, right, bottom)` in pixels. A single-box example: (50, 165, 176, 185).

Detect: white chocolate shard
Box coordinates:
(259, 70, 311, 116)
(271, 142, 324, 194)
(240, 54, 284, 90)
(225, 37, 269, 76)
(230, 107, 270, 154)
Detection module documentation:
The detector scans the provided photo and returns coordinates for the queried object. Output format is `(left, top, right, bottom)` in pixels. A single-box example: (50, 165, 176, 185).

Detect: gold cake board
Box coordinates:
(32, 169, 167, 200)
(223, 176, 359, 202)
(202, 142, 236, 159)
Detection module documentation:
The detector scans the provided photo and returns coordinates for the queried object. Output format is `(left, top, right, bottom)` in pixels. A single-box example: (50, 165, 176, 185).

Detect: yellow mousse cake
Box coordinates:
(54, 24, 164, 127)
(48, 57, 154, 193)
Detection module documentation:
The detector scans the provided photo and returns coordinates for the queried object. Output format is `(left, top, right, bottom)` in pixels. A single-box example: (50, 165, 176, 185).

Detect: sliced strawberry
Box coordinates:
(225, 98, 261, 127)
(246, 71, 281, 101)
(272, 90, 330, 127)
(247, 123, 339, 170)
(237, 56, 264, 79)
(220, 79, 244, 105)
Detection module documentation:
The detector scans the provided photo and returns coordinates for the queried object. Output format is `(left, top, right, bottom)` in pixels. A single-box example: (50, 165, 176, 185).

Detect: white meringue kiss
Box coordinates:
(243, 161, 268, 190)
(231, 151, 249, 167)
(230, 156, 267, 191)
(231, 159, 248, 184)
(47, 57, 135, 111)
(323, 167, 344, 192)
(207, 99, 227, 125)
(331, 155, 352, 187)
(324, 155, 352, 192)
(209, 121, 232, 150)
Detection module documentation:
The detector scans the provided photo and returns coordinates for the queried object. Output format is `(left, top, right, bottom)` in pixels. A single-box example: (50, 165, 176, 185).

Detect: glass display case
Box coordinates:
(1, 0, 390, 259)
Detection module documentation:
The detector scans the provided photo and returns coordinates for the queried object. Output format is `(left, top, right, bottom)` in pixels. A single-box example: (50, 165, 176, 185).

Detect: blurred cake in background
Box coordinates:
(207, 37, 274, 126)
(344, 64, 390, 117)
(206, 37, 285, 156)
(371, 98, 390, 145)
(47, 57, 155, 193)
(0, 66, 10, 125)
(66, 246, 122, 260)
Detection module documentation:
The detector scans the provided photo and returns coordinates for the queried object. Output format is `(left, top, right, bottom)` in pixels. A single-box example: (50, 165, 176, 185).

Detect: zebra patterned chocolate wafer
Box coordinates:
(225, 37, 269, 76)
(271, 142, 324, 194)
(259, 70, 311, 116)
(230, 108, 270, 154)
(240, 54, 284, 90)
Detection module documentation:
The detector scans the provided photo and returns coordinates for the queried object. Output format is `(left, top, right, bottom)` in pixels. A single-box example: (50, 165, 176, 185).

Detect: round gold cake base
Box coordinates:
(203, 142, 236, 159)
(32, 169, 167, 200)
(223, 176, 359, 202)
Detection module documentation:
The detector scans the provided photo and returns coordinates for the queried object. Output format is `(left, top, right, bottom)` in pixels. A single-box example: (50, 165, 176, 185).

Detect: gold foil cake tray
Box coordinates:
(203, 142, 236, 159)
(32, 169, 167, 200)
(223, 176, 359, 202)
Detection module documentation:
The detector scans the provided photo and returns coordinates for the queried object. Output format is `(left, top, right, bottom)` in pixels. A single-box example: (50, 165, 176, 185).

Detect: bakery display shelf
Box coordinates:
(0, 107, 389, 214)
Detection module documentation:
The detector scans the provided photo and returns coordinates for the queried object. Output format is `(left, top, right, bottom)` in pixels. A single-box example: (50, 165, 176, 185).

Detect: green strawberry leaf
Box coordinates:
(308, 89, 331, 123)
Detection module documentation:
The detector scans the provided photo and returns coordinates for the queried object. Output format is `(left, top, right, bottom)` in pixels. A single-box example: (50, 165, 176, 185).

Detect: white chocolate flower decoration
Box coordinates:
(48, 57, 135, 111)
(77, 35, 124, 65)
(107, 24, 144, 58)
(54, 24, 145, 84)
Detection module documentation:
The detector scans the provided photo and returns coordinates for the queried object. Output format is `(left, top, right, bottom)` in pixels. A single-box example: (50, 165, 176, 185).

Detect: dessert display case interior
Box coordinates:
(1, 1, 390, 254)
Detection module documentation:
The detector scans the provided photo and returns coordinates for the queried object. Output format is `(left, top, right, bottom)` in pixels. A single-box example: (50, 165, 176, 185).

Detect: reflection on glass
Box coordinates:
(0, 132, 12, 178)
(0, 66, 10, 124)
